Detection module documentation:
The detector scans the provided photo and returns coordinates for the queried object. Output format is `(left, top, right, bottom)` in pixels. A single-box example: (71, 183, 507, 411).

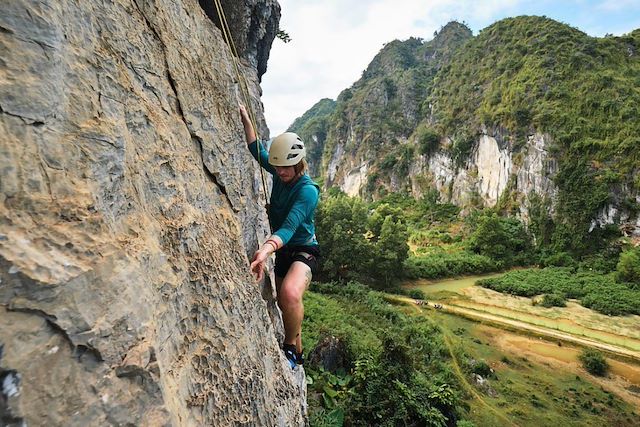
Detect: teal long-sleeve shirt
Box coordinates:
(248, 140, 320, 247)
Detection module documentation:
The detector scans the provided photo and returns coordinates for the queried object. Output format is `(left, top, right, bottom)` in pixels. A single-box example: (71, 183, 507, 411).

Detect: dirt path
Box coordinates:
(440, 330, 519, 426)
(393, 296, 640, 363)
(385, 295, 518, 425)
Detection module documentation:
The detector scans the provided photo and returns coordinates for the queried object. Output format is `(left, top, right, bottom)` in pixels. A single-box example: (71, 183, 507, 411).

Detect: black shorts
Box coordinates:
(274, 245, 321, 278)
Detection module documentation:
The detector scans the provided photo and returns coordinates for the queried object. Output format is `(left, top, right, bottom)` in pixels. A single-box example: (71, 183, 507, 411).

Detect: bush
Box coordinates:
(578, 349, 609, 376)
(616, 246, 640, 285)
(416, 125, 441, 156)
(404, 252, 499, 279)
(541, 251, 576, 267)
(478, 267, 640, 315)
(541, 293, 566, 307)
(349, 336, 457, 425)
(468, 359, 493, 378)
(408, 289, 427, 299)
(304, 282, 462, 425)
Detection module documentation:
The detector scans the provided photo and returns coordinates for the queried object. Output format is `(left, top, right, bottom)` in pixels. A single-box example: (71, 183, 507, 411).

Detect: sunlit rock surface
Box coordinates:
(0, 0, 307, 425)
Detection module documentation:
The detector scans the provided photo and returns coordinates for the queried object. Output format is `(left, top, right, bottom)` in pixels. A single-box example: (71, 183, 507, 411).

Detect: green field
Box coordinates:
(304, 282, 640, 426)
(432, 312, 639, 427)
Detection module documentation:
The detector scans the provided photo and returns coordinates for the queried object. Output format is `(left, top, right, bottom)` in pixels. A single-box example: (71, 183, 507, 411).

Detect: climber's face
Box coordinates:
(275, 165, 296, 183)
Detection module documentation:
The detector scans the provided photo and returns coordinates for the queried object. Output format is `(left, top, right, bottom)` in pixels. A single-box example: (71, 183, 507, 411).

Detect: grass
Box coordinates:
(433, 312, 639, 427)
(406, 272, 640, 351)
(303, 281, 640, 426)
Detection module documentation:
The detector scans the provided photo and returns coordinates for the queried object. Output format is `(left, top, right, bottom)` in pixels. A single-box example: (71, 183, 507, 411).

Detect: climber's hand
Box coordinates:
(250, 249, 269, 281)
(239, 104, 250, 122)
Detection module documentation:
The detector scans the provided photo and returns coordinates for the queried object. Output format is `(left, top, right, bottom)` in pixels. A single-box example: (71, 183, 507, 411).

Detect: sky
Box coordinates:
(260, 0, 640, 136)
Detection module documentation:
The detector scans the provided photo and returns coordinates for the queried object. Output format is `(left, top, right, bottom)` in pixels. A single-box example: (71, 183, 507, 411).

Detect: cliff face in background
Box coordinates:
(286, 98, 337, 178)
(296, 18, 640, 238)
(0, 0, 307, 425)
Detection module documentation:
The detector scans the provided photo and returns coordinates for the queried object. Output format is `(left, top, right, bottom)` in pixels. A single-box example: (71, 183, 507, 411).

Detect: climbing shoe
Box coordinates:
(296, 350, 304, 365)
(283, 344, 298, 369)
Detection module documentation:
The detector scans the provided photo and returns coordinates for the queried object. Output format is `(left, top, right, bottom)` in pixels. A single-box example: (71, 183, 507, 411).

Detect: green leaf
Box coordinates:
(323, 385, 339, 398)
(338, 375, 352, 387)
(327, 408, 345, 425)
(323, 393, 336, 409)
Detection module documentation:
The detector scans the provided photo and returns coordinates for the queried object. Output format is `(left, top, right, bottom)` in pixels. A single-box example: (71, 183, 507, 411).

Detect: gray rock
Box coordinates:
(0, 0, 306, 425)
(308, 335, 349, 374)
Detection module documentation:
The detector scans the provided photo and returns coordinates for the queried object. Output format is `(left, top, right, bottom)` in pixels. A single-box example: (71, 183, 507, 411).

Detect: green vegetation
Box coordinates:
(578, 349, 609, 376)
(467, 211, 531, 267)
(292, 15, 639, 261)
(434, 314, 638, 427)
(319, 24, 472, 193)
(276, 28, 291, 43)
(405, 252, 497, 279)
(315, 191, 409, 287)
(478, 268, 640, 316)
(616, 245, 640, 286)
(407, 288, 427, 299)
(304, 283, 638, 426)
(299, 17, 640, 425)
(304, 282, 465, 426)
(430, 16, 640, 255)
(540, 293, 567, 308)
(415, 123, 441, 156)
(288, 98, 336, 177)
(316, 189, 537, 285)
(271, 16, 640, 427)
(406, 206, 533, 279)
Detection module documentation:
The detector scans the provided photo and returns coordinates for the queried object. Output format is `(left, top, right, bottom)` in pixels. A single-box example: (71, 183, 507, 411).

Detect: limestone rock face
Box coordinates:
(197, 0, 280, 79)
(0, 0, 306, 425)
(339, 131, 558, 220)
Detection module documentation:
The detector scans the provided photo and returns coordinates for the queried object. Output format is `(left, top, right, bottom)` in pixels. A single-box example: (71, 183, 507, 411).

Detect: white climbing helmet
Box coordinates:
(268, 132, 306, 166)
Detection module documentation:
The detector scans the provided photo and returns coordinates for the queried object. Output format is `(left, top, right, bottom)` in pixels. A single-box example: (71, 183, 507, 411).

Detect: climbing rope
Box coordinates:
(211, 0, 270, 217)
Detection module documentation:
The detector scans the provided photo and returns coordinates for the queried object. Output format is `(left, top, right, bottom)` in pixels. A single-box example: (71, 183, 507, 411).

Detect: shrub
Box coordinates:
(380, 153, 397, 170)
(478, 267, 640, 315)
(469, 359, 493, 378)
(417, 125, 441, 156)
(616, 246, 640, 285)
(578, 349, 609, 376)
(541, 251, 575, 267)
(304, 283, 462, 425)
(404, 252, 499, 279)
(541, 293, 566, 307)
(408, 289, 427, 299)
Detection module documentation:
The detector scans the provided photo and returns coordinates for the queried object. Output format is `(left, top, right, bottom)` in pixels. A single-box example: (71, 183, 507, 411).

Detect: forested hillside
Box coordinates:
(287, 98, 336, 177)
(293, 16, 640, 427)
(291, 16, 640, 256)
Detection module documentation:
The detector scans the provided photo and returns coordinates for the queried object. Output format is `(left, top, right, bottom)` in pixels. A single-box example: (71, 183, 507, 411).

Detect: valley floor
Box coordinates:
(396, 274, 640, 415)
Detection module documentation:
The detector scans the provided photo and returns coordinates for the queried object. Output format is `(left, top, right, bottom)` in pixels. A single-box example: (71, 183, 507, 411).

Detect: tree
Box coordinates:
(276, 29, 291, 43)
(616, 246, 640, 286)
(367, 203, 404, 239)
(468, 212, 531, 266)
(371, 216, 409, 287)
(316, 195, 370, 281)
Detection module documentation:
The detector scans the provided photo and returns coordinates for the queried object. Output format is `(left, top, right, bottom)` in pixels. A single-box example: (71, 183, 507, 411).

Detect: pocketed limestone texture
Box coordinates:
(0, 0, 306, 425)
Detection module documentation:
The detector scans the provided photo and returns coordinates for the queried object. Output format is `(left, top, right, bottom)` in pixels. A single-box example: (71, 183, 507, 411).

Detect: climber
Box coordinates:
(239, 105, 321, 369)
